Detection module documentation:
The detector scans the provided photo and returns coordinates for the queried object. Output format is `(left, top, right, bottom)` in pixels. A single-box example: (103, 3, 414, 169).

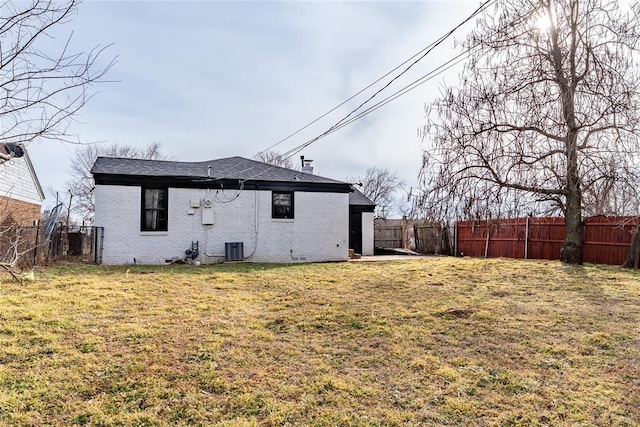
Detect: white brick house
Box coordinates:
(91, 156, 374, 265)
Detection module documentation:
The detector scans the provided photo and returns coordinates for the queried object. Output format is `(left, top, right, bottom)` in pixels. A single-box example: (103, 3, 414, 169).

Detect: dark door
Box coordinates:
(349, 211, 362, 254)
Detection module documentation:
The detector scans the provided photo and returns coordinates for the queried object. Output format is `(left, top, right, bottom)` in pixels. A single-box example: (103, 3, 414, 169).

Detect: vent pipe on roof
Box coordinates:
(301, 156, 314, 175)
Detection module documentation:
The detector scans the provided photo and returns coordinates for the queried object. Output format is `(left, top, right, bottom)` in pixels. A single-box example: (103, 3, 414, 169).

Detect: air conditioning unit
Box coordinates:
(225, 242, 244, 261)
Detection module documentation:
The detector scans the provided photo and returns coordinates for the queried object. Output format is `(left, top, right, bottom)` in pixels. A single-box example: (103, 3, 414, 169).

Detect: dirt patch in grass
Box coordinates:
(1, 258, 640, 425)
(439, 308, 476, 318)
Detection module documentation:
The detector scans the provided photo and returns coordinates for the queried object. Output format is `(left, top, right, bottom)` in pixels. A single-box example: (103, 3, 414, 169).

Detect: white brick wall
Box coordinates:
(94, 185, 350, 264)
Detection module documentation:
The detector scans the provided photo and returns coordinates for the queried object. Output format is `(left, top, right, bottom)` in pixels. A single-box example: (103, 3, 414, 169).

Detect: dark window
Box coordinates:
(272, 191, 294, 219)
(141, 187, 168, 231)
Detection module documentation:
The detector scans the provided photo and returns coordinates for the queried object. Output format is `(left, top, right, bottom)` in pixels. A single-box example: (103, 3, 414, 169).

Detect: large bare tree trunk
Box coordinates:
(623, 222, 640, 268)
(562, 188, 583, 264)
(559, 113, 583, 263)
(555, 5, 583, 265)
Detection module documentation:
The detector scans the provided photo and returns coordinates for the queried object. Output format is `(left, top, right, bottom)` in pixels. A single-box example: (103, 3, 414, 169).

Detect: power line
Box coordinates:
(253, 0, 497, 160)
(280, 50, 470, 160)
(328, 0, 496, 131)
(236, 49, 470, 185)
(239, 0, 497, 184)
(276, 2, 544, 164)
(273, 0, 498, 161)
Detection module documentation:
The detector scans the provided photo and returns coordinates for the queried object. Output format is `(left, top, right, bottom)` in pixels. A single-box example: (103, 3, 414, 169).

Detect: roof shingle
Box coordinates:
(91, 156, 345, 185)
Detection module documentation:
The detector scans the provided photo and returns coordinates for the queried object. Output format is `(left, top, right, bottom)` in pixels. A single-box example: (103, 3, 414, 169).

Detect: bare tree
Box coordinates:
(254, 150, 295, 169)
(0, 1, 115, 154)
(419, 0, 640, 264)
(0, 199, 34, 278)
(0, 225, 26, 279)
(1, 1, 113, 275)
(350, 167, 404, 219)
(623, 223, 640, 269)
(68, 142, 167, 221)
(581, 161, 640, 217)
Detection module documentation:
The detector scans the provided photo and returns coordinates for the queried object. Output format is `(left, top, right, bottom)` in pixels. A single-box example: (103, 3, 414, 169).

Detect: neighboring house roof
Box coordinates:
(23, 153, 45, 201)
(349, 187, 376, 207)
(0, 152, 45, 204)
(92, 156, 353, 193)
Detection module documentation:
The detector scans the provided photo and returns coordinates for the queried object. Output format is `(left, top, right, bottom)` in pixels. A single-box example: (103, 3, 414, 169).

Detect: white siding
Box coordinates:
(0, 156, 43, 205)
(361, 212, 374, 256)
(94, 185, 350, 265)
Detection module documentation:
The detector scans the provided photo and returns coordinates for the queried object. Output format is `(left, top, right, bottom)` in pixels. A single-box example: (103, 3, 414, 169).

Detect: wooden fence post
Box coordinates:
(525, 217, 529, 259)
(484, 222, 491, 258)
(454, 222, 458, 256)
(33, 222, 40, 265)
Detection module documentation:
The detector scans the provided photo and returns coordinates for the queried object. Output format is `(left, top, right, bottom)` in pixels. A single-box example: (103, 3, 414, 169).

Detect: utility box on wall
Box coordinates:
(225, 242, 244, 261)
(202, 208, 214, 225)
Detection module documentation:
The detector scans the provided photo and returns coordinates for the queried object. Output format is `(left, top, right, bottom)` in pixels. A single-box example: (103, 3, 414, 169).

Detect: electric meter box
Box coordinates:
(202, 208, 214, 225)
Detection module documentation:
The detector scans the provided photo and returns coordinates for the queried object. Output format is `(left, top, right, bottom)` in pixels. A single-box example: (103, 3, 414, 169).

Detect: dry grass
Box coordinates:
(1, 258, 640, 426)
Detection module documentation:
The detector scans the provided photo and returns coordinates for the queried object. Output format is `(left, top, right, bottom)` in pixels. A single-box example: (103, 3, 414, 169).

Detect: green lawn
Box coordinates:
(1, 258, 639, 426)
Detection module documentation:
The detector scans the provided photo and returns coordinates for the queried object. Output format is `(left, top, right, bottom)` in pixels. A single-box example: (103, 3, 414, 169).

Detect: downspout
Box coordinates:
(242, 188, 260, 260)
(203, 186, 224, 258)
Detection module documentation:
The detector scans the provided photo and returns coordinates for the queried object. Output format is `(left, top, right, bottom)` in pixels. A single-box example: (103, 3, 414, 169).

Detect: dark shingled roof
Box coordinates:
(349, 187, 376, 206)
(91, 156, 346, 185)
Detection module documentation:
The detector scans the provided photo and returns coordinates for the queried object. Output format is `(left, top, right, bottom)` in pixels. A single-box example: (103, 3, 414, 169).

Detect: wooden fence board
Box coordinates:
(583, 216, 637, 265)
(374, 226, 403, 248)
(455, 216, 638, 265)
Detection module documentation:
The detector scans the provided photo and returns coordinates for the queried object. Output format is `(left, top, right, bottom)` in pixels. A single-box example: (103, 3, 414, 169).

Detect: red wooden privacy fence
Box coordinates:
(455, 216, 638, 265)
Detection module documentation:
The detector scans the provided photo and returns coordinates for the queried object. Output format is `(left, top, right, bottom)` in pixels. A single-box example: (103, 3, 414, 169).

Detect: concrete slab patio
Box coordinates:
(348, 255, 433, 262)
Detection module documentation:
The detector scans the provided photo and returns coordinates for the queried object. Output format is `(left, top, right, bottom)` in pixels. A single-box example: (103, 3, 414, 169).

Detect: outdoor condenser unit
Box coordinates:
(225, 242, 244, 261)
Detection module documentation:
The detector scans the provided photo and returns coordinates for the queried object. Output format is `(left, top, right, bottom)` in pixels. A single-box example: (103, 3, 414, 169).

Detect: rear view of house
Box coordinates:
(91, 156, 374, 264)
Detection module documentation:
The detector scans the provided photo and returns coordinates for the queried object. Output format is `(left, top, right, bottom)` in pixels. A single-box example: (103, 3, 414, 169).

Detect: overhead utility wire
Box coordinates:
(254, 0, 497, 159)
(278, 4, 546, 162)
(274, 0, 498, 161)
(231, 3, 542, 187)
(324, 0, 496, 133)
(252, 48, 432, 159)
(328, 8, 540, 141)
(252, 53, 421, 158)
(234, 0, 497, 185)
(230, 52, 467, 182)
(279, 50, 470, 160)
(235, 50, 470, 185)
(191, 40, 447, 182)
(328, 52, 470, 130)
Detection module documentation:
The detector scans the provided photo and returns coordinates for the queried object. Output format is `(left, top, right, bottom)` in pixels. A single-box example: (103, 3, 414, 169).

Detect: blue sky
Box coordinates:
(27, 0, 478, 210)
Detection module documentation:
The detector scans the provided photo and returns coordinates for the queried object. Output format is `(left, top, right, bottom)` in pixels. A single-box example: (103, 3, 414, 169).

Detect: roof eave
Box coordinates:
(92, 173, 353, 193)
